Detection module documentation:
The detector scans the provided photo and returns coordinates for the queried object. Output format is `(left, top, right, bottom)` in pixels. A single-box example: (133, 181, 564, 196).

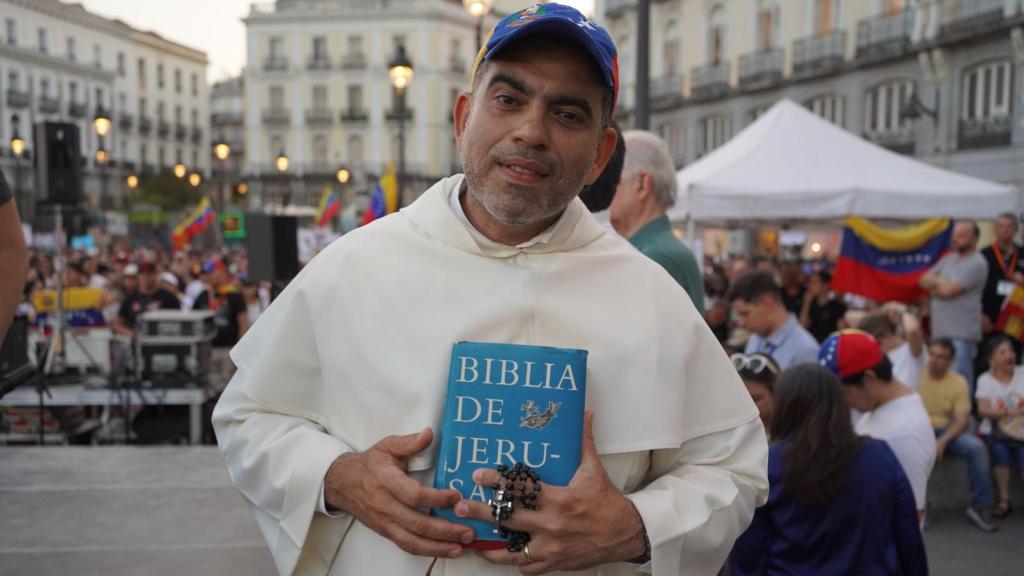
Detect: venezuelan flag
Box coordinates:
(380, 163, 399, 214)
(361, 183, 387, 226)
(997, 285, 1024, 340)
(171, 197, 216, 250)
(315, 186, 342, 228)
(832, 217, 952, 303)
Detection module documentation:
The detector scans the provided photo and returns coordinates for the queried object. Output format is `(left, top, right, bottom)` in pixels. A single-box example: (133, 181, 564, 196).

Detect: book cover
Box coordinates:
(432, 341, 588, 548)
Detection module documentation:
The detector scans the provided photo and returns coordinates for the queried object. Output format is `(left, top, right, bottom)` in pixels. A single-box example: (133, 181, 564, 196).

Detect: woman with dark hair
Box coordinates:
(731, 364, 927, 576)
(732, 353, 779, 434)
(976, 335, 1024, 518)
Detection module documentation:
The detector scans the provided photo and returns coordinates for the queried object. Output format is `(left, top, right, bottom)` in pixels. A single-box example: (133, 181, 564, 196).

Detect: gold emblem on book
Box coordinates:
(519, 400, 560, 430)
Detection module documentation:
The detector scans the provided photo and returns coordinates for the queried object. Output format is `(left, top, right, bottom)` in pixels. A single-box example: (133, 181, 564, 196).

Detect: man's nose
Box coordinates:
(510, 105, 549, 149)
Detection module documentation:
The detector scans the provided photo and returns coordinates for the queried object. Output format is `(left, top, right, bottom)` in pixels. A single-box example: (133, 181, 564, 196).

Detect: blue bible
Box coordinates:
(432, 341, 588, 548)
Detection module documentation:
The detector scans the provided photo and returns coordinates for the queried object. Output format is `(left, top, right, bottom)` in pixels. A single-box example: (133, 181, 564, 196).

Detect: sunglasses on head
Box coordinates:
(730, 353, 779, 376)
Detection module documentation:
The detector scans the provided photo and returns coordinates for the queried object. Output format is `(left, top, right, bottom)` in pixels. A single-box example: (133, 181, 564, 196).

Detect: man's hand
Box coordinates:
(324, 428, 474, 559)
(453, 412, 647, 574)
(935, 438, 947, 463)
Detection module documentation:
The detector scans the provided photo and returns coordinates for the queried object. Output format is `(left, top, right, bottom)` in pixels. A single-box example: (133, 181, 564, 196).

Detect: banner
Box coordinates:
(832, 217, 952, 303)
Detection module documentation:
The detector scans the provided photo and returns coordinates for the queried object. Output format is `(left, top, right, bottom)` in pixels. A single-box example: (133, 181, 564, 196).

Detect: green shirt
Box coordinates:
(628, 215, 706, 315)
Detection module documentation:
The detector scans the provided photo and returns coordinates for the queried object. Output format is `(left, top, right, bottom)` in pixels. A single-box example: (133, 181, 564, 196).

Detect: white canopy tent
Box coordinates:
(667, 99, 1020, 227)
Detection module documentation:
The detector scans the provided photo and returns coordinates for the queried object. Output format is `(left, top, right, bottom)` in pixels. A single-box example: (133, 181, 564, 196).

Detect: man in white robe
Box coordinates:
(213, 4, 768, 575)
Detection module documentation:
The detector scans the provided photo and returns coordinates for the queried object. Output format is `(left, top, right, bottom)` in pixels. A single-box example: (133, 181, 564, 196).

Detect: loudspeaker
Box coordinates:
(247, 214, 299, 281)
(34, 122, 82, 206)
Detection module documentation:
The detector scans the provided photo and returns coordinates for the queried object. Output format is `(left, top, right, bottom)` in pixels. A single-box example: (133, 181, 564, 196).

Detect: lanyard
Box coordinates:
(993, 245, 1018, 279)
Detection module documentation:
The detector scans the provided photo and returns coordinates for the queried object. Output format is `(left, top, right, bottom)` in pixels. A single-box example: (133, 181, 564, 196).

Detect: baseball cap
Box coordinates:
(122, 263, 139, 277)
(160, 272, 179, 288)
(819, 330, 885, 380)
(202, 258, 226, 274)
(470, 3, 618, 114)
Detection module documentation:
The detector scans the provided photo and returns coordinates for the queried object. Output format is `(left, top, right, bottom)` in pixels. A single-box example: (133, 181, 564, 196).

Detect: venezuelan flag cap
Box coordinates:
(818, 330, 884, 379)
(470, 3, 618, 114)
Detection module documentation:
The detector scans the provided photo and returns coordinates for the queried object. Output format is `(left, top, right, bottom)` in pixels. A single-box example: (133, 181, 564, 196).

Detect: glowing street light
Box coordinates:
(336, 167, 350, 184)
(189, 172, 202, 187)
(214, 142, 231, 161)
(275, 150, 290, 173)
(126, 175, 139, 190)
(173, 163, 187, 179)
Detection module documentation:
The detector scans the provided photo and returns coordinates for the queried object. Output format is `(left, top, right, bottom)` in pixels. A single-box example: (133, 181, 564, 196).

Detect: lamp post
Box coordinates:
(93, 110, 111, 213)
(275, 149, 290, 206)
(214, 141, 231, 210)
(463, 0, 494, 50)
(10, 119, 25, 221)
(389, 45, 413, 210)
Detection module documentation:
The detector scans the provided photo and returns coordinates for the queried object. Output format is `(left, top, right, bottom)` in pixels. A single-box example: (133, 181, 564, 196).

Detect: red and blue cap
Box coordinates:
(471, 3, 619, 114)
(819, 330, 885, 379)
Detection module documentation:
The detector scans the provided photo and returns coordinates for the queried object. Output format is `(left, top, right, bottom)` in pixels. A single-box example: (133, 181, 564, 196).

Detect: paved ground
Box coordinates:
(0, 446, 1019, 575)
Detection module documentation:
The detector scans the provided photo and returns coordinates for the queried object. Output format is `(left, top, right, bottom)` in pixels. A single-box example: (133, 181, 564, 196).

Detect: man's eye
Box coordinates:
(496, 94, 517, 106)
(558, 111, 581, 123)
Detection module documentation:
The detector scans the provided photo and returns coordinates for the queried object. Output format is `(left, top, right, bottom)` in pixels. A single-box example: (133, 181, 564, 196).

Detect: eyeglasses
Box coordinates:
(731, 353, 779, 376)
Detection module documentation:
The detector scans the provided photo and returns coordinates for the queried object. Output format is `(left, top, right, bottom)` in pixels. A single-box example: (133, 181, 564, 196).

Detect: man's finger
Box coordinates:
(382, 469, 462, 509)
(386, 504, 475, 544)
(453, 498, 547, 535)
(378, 427, 433, 460)
(383, 524, 465, 559)
(475, 548, 530, 566)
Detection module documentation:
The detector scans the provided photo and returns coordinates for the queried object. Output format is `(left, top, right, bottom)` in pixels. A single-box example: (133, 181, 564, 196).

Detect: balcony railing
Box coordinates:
(738, 48, 784, 89)
(175, 123, 187, 141)
(119, 113, 134, 129)
(6, 89, 29, 108)
(940, 0, 1008, 37)
(341, 109, 369, 123)
(386, 108, 414, 122)
(138, 116, 153, 134)
(68, 101, 88, 117)
(211, 111, 244, 126)
(305, 109, 334, 125)
(856, 9, 912, 60)
(864, 128, 916, 155)
(958, 115, 1012, 150)
(263, 57, 288, 71)
(690, 62, 731, 99)
(262, 109, 291, 126)
(650, 75, 684, 104)
(157, 120, 170, 138)
(793, 30, 846, 77)
(38, 96, 60, 113)
(191, 127, 203, 145)
(307, 56, 331, 70)
(342, 53, 367, 69)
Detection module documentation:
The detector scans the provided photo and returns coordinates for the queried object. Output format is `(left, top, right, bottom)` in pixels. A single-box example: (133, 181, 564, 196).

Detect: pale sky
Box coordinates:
(79, 0, 595, 85)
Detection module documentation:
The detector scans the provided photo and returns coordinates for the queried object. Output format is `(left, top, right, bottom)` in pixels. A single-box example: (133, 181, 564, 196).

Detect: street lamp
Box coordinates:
(214, 141, 231, 210)
(336, 167, 350, 184)
(94, 110, 112, 213)
(463, 0, 494, 50)
(173, 162, 187, 179)
(10, 119, 25, 220)
(188, 172, 202, 188)
(126, 175, 139, 190)
(389, 45, 413, 211)
(275, 149, 291, 206)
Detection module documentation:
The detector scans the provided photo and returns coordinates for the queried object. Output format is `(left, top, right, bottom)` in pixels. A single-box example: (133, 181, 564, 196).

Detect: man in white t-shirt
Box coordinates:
(820, 330, 936, 521)
(859, 305, 927, 390)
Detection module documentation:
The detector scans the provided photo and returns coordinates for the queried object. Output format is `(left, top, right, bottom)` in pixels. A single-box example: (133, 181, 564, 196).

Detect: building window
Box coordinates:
(312, 85, 328, 112)
(37, 28, 48, 53)
(962, 60, 1012, 121)
(192, 149, 198, 168)
(139, 97, 147, 116)
(269, 37, 284, 59)
(814, 0, 835, 35)
(699, 115, 730, 155)
(157, 101, 165, 121)
(175, 105, 182, 124)
(663, 20, 680, 76)
(707, 5, 725, 64)
(191, 73, 198, 96)
(313, 135, 328, 167)
(117, 52, 125, 76)
(191, 108, 198, 126)
(159, 146, 166, 167)
(347, 134, 364, 164)
(312, 36, 327, 61)
(93, 44, 101, 68)
(40, 78, 50, 98)
(157, 64, 165, 88)
(69, 81, 79, 103)
(174, 69, 182, 93)
(805, 93, 845, 126)
(756, 1, 780, 51)
(6, 18, 16, 46)
(864, 80, 913, 133)
(96, 88, 105, 109)
(67, 36, 76, 61)
(138, 58, 146, 90)
(659, 122, 686, 165)
(270, 135, 284, 160)
(348, 85, 363, 112)
(270, 85, 285, 111)
(118, 93, 126, 112)
(141, 144, 148, 166)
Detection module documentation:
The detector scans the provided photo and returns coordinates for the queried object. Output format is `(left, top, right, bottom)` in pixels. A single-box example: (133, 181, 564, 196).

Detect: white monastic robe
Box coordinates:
(213, 175, 769, 576)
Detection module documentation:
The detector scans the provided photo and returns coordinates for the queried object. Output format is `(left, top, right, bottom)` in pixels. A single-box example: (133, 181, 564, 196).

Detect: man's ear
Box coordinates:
(584, 125, 618, 185)
(453, 91, 473, 150)
(634, 172, 653, 201)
